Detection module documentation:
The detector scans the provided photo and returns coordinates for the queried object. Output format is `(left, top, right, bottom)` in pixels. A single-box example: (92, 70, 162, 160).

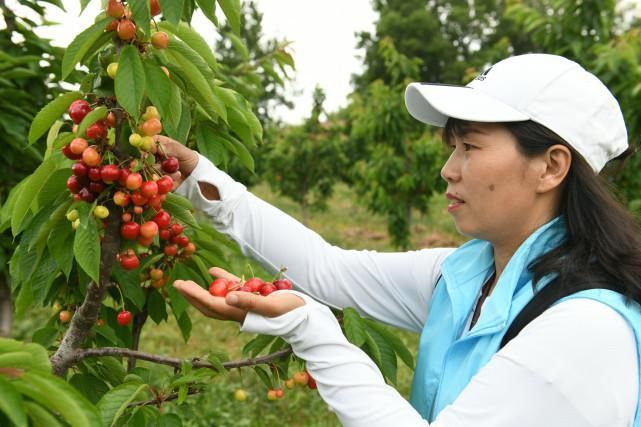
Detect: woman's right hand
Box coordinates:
(153, 135, 200, 188)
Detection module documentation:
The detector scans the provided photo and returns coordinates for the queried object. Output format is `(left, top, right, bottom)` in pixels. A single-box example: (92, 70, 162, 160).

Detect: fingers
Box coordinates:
(225, 291, 305, 318)
(208, 267, 241, 283)
(173, 280, 247, 322)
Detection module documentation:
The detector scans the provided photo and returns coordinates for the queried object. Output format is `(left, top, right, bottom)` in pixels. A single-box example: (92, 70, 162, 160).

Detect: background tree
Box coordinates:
(0, 0, 65, 337)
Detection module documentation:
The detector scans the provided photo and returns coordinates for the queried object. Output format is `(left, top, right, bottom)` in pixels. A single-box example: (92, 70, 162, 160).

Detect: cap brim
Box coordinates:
(405, 83, 529, 126)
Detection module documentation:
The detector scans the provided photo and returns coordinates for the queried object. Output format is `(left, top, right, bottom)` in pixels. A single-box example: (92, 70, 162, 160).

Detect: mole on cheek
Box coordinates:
(488, 184, 495, 191)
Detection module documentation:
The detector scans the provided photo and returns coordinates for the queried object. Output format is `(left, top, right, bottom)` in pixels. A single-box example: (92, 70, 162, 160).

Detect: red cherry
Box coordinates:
(151, 31, 169, 49)
(120, 254, 139, 270)
(86, 122, 107, 140)
(163, 244, 177, 256)
(117, 19, 136, 41)
(140, 221, 159, 238)
(273, 279, 293, 290)
(159, 229, 172, 240)
(140, 181, 158, 198)
(88, 167, 102, 181)
(275, 388, 284, 398)
(78, 187, 95, 202)
(148, 195, 163, 210)
(170, 223, 184, 235)
(156, 175, 173, 194)
(150, 0, 161, 16)
(152, 210, 171, 229)
(120, 222, 140, 240)
(133, 206, 144, 215)
(68, 100, 91, 124)
(126, 172, 143, 190)
(59, 310, 72, 323)
(121, 212, 132, 222)
(113, 191, 130, 207)
(100, 164, 120, 182)
(131, 192, 148, 206)
(106, 0, 125, 18)
(62, 145, 82, 160)
(260, 283, 277, 296)
(243, 278, 264, 293)
(106, 111, 117, 128)
(137, 235, 154, 247)
(118, 167, 130, 186)
(306, 372, 317, 389)
(71, 162, 88, 176)
(89, 181, 105, 194)
(66, 176, 82, 194)
(161, 157, 179, 173)
(174, 235, 189, 247)
(209, 278, 230, 297)
(117, 310, 132, 326)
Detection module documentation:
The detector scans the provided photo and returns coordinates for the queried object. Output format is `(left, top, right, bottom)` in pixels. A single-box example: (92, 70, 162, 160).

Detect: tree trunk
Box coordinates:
(0, 278, 12, 337)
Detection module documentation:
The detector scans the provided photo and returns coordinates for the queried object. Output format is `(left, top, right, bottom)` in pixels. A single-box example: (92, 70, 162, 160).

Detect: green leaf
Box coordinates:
(97, 382, 149, 427)
(195, 0, 217, 26)
(223, 134, 254, 172)
(147, 290, 167, 324)
(129, 0, 151, 38)
(226, 32, 249, 61)
(112, 265, 146, 310)
(30, 254, 59, 306)
(48, 216, 74, 278)
(28, 92, 83, 144)
(365, 326, 398, 385)
(175, 312, 192, 342)
(31, 326, 59, 349)
(159, 22, 218, 73)
(159, 0, 184, 25)
(242, 334, 276, 357)
(24, 401, 65, 427)
(77, 105, 108, 137)
(206, 354, 226, 373)
(365, 320, 414, 369)
(165, 100, 191, 142)
(11, 157, 57, 235)
(0, 376, 27, 427)
(45, 120, 64, 159)
(253, 366, 273, 389)
(228, 106, 253, 147)
(115, 45, 146, 118)
(13, 371, 103, 427)
(167, 278, 188, 318)
(165, 48, 227, 122)
(73, 211, 101, 284)
(62, 17, 112, 79)
(162, 193, 199, 229)
(143, 60, 181, 130)
(52, 132, 75, 150)
(343, 307, 367, 347)
(69, 373, 110, 405)
(218, 0, 241, 34)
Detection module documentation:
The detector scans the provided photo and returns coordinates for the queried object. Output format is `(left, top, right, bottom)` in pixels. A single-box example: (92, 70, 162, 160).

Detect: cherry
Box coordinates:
(88, 167, 102, 181)
(151, 278, 165, 289)
(133, 206, 144, 215)
(121, 212, 132, 222)
(170, 223, 184, 235)
(78, 187, 95, 202)
(142, 106, 160, 120)
(131, 192, 148, 206)
(148, 195, 163, 210)
(82, 147, 101, 167)
(106, 111, 117, 128)
(140, 221, 159, 238)
(107, 62, 119, 79)
(119, 254, 139, 271)
(259, 283, 277, 296)
(68, 100, 91, 124)
(63, 144, 82, 160)
(66, 176, 82, 194)
(150, 268, 164, 281)
(234, 389, 248, 401)
(209, 278, 231, 297)
(163, 244, 177, 257)
(157, 175, 173, 194)
(126, 172, 143, 190)
(137, 235, 154, 247)
(140, 181, 158, 198)
(89, 182, 105, 194)
(59, 310, 72, 323)
(243, 277, 265, 293)
(141, 118, 162, 136)
(285, 379, 295, 389)
(117, 310, 132, 326)
(151, 31, 169, 49)
(307, 372, 317, 389)
(120, 222, 140, 240)
(152, 210, 171, 229)
(113, 191, 130, 207)
(117, 19, 136, 41)
(71, 162, 88, 176)
(183, 243, 196, 255)
(86, 122, 107, 140)
(69, 137, 88, 155)
(273, 279, 293, 290)
(93, 205, 109, 219)
(101, 164, 120, 183)
(159, 229, 172, 240)
(150, 0, 161, 16)
(106, 19, 118, 32)
(174, 235, 189, 247)
(292, 371, 309, 386)
(161, 157, 179, 174)
(266, 390, 278, 401)
(96, 319, 105, 327)
(106, 0, 125, 18)
(275, 388, 284, 398)
(66, 209, 79, 222)
(118, 167, 130, 186)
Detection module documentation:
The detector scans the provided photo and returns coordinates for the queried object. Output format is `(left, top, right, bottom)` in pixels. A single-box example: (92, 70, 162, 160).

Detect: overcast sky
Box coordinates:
(17, 0, 378, 124)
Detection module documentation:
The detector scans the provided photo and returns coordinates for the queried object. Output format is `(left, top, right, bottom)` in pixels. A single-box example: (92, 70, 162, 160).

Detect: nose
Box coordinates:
(440, 150, 461, 183)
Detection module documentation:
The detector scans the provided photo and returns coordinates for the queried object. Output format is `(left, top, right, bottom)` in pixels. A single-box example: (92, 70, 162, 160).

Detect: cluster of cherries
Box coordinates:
(233, 370, 317, 402)
(105, 0, 167, 47)
(63, 98, 195, 327)
(208, 276, 293, 298)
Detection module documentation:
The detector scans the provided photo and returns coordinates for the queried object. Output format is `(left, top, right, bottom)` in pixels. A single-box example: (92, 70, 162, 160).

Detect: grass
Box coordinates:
(137, 182, 465, 425)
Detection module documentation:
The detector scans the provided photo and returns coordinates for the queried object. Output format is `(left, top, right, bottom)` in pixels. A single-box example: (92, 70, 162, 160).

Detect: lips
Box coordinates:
(446, 192, 464, 212)
(446, 193, 464, 203)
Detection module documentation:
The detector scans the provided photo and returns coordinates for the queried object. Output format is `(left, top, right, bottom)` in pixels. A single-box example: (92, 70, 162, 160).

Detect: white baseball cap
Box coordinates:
(404, 53, 628, 172)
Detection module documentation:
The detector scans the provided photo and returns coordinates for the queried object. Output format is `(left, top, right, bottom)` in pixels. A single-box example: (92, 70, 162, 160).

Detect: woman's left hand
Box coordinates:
(172, 267, 305, 323)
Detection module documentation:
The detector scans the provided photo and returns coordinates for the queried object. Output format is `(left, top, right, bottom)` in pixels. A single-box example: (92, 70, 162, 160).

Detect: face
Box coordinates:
(441, 123, 547, 246)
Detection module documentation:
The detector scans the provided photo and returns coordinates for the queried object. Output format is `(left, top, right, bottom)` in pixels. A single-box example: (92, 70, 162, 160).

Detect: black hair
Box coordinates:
(444, 118, 641, 307)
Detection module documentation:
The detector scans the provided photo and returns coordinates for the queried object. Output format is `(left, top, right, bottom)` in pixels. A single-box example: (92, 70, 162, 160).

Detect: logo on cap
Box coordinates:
(475, 66, 493, 81)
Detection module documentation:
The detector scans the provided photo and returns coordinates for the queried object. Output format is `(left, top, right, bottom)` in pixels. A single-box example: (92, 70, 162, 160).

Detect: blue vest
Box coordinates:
(410, 217, 641, 423)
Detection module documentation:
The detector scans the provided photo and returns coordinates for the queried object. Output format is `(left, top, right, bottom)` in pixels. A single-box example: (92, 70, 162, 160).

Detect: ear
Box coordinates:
(535, 144, 572, 193)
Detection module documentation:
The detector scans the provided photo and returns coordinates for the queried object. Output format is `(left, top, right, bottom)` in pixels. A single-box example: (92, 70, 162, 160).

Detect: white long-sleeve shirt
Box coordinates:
(176, 154, 639, 426)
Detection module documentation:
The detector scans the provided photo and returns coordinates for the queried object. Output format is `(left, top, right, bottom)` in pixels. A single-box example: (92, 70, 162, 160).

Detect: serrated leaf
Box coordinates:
(167, 278, 188, 318)
(62, 17, 111, 79)
(97, 382, 148, 427)
(115, 45, 145, 118)
(13, 371, 102, 427)
(129, 0, 151, 38)
(343, 307, 367, 347)
(242, 334, 276, 357)
(112, 265, 146, 310)
(175, 312, 192, 342)
(77, 105, 108, 137)
(143, 60, 181, 130)
(218, 0, 241, 34)
(73, 212, 100, 284)
(30, 254, 59, 306)
(147, 290, 167, 324)
(206, 354, 225, 373)
(253, 366, 273, 389)
(227, 106, 253, 147)
(11, 157, 57, 235)
(365, 327, 397, 385)
(28, 92, 83, 144)
(48, 217, 74, 278)
(224, 134, 254, 172)
(162, 193, 199, 229)
(159, 0, 184, 25)
(365, 320, 414, 369)
(195, 0, 217, 26)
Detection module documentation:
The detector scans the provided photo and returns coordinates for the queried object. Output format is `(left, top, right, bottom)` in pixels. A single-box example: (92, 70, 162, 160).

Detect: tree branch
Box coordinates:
(127, 387, 200, 408)
(72, 346, 292, 371)
(50, 208, 122, 376)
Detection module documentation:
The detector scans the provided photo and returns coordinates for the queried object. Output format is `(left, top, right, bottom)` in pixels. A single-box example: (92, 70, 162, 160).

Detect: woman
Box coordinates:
(160, 54, 641, 426)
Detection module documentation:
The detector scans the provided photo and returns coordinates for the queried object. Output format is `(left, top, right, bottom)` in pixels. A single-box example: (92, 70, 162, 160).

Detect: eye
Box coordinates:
(463, 143, 474, 151)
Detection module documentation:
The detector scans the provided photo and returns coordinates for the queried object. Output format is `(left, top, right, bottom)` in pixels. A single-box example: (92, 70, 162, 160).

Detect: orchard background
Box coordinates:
(1, 0, 641, 426)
